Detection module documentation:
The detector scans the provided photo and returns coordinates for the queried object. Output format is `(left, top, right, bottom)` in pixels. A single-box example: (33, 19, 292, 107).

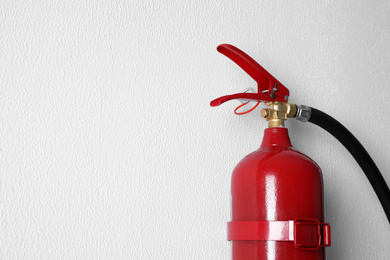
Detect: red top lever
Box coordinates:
(210, 44, 289, 107)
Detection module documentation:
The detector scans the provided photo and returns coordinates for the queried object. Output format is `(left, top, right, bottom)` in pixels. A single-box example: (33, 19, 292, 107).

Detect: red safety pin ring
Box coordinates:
(234, 101, 261, 115)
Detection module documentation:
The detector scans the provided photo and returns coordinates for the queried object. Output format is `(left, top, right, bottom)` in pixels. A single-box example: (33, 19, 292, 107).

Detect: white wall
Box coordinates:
(2, 1, 390, 259)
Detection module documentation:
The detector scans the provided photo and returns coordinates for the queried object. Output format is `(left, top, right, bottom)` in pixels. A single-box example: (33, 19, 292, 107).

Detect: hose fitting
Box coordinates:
(295, 105, 312, 122)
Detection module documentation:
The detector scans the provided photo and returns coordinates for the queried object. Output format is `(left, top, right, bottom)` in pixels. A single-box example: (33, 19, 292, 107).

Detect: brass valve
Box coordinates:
(260, 102, 297, 128)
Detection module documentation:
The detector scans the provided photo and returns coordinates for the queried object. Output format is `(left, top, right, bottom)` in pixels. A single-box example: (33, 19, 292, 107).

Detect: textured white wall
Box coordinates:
(1, 0, 390, 259)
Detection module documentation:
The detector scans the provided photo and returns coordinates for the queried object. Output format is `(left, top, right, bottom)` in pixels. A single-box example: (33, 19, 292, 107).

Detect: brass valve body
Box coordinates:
(261, 102, 297, 128)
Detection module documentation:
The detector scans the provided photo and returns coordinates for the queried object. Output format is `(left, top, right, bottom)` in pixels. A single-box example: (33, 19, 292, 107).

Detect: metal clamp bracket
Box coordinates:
(294, 218, 331, 250)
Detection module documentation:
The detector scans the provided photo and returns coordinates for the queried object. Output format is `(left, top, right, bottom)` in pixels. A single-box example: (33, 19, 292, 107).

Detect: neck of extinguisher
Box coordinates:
(261, 127, 292, 147)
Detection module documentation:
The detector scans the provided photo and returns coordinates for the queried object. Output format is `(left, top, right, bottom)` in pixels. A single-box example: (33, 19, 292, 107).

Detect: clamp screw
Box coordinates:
(270, 83, 278, 99)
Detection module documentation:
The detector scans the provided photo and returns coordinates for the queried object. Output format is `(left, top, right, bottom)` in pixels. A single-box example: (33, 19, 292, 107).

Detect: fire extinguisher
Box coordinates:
(210, 44, 390, 260)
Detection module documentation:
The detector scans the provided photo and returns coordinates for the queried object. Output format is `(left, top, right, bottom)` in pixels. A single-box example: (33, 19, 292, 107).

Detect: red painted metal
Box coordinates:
(228, 220, 294, 241)
(210, 44, 289, 107)
(227, 218, 330, 250)
(230, 127, 327, 259)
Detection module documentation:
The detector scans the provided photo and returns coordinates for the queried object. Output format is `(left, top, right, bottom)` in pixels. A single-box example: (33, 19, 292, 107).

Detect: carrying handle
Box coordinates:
(210, 44, 290, 107)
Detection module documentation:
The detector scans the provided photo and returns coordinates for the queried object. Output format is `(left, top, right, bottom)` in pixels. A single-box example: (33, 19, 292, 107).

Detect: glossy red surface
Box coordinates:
(230, 127, 326, 259)
(228, 220, 294, 241)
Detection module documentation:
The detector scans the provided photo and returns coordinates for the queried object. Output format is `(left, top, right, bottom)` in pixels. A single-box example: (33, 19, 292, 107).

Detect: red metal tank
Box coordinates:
(229, 127, 329, 259)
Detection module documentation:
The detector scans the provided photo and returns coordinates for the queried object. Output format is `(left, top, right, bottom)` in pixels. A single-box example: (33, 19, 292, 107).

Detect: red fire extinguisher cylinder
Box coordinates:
(228, 127, 330, 259)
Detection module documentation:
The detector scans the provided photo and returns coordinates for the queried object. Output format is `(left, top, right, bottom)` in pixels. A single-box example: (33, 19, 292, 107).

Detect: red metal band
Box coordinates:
(228, 218, 331, 250)
(228, 220, 294, 241)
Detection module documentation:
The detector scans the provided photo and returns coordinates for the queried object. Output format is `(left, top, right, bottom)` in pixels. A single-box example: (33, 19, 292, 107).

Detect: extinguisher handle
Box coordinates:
(210, 44, 290, 107)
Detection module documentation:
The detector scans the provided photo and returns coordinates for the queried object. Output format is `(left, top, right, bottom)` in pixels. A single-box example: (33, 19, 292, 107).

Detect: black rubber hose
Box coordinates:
(308, 107, 390, 224)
